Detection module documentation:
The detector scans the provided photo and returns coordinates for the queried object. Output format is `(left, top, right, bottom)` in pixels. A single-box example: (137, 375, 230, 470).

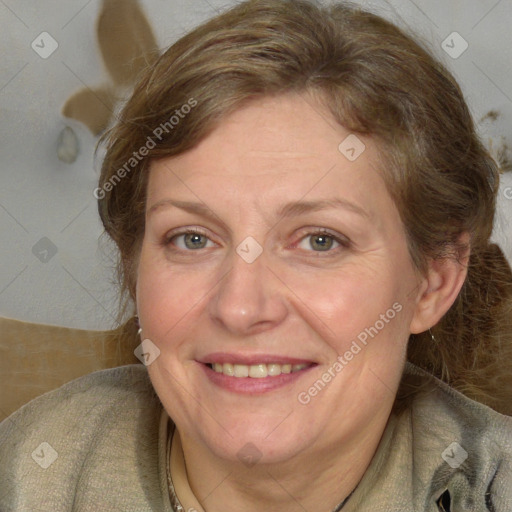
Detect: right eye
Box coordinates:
(164, 228, 216, 251)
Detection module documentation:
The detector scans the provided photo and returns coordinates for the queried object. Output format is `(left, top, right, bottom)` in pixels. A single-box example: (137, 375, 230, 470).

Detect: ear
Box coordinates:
(409, 233, 470, 334)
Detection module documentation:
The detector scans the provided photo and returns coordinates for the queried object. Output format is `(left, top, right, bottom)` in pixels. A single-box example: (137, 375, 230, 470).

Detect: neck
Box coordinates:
(178, 413, 393, 512)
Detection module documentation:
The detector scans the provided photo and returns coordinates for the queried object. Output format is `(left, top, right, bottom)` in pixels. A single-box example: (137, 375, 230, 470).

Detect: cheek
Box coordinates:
(135, 242, 226, 357)
(135, 245, 193, 338)
(307, 267, 413, 372)
(282, 260, 403, 338)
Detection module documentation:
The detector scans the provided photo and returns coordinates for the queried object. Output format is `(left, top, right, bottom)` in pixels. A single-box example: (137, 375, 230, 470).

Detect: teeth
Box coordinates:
(249, 364, 268, 378)
(267, 364, 281, 376)
(223, 363, 234, 376)
(210, 362, 309, 377)
(281, 364, 292, 374)
(233, 364, 249, 377)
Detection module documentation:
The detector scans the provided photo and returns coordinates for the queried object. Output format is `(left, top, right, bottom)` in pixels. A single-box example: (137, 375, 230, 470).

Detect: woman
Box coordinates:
(1, 0, 511, 510)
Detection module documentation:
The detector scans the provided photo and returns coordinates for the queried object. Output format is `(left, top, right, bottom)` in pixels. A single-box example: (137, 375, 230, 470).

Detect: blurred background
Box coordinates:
(1, 0, 511, 330)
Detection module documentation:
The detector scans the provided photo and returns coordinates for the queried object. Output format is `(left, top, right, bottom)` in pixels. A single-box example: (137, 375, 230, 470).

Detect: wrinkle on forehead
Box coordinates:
(145, 94, 400, 240)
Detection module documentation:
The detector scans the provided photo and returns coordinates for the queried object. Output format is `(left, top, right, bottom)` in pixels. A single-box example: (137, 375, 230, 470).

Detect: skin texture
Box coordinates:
(135, 93, 468, 512)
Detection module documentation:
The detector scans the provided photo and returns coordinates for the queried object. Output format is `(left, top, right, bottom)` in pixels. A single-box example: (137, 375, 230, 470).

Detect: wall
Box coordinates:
(0, 0, 511, 329)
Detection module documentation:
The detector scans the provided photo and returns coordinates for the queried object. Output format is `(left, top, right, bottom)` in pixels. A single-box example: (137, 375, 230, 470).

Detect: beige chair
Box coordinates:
(0, 316, 139, 421)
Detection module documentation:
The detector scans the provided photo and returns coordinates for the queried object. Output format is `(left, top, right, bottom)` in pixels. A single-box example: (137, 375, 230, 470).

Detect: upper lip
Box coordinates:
(198, 352, 316, 366)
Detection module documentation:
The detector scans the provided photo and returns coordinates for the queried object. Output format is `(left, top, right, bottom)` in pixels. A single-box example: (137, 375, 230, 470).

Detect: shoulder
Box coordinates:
(0, 365, 168, 511)
(402, 362, 512, 509)
(1, 364, 158, 434)
(402, 361, 512, 438)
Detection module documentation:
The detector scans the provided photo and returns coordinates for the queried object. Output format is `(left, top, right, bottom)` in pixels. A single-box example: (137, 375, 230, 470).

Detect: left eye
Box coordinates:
(295, 230, 346, 253)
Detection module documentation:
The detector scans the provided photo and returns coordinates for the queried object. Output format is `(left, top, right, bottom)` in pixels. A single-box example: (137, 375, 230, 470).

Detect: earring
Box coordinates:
(428, 328, 437, 343)
(135, 315, 142, 336)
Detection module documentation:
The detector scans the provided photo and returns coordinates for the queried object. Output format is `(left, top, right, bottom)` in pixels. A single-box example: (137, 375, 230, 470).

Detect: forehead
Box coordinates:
(166, 94, 374, 165)
(146, 94, 393, 222)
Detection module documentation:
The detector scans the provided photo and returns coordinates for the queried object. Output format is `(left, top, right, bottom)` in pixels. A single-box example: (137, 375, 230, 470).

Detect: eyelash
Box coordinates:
(163, 227, 351, 255)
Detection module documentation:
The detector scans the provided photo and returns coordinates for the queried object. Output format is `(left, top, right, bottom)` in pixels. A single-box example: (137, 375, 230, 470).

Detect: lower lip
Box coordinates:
(200, 363, 316, 394)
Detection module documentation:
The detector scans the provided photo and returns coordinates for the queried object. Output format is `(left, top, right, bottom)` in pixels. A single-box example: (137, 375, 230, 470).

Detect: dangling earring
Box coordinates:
(135, 315, 142, 336)
(428, 328, 437, 343)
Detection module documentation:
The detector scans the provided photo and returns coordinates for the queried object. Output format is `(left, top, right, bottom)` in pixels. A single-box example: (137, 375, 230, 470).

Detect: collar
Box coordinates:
(167, 423, 206, 512)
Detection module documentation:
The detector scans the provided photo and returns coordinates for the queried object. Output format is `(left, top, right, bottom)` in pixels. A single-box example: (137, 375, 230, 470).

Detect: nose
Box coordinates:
(208, 242, 288, 336)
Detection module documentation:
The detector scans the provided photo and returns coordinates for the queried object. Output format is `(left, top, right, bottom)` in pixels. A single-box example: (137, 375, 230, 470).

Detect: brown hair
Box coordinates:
(97, 0, 512, 414)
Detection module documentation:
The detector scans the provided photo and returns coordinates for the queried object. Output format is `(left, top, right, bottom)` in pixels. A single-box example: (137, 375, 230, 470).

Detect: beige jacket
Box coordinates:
(1, 363, 511, 511)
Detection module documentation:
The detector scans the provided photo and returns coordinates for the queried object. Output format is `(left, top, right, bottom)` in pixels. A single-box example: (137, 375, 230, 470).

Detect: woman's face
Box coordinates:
(136, 93, 423, 465)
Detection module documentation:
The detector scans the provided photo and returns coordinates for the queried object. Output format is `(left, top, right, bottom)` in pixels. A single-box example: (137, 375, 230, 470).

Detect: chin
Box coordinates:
(193, 412, 316, 466)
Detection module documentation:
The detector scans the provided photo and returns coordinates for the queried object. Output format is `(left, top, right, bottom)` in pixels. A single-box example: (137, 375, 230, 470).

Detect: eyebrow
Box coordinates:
(147, 198, 371, 222)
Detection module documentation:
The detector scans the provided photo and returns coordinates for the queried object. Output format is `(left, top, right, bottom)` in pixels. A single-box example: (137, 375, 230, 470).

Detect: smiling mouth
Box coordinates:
(206, 362, 315, 378)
